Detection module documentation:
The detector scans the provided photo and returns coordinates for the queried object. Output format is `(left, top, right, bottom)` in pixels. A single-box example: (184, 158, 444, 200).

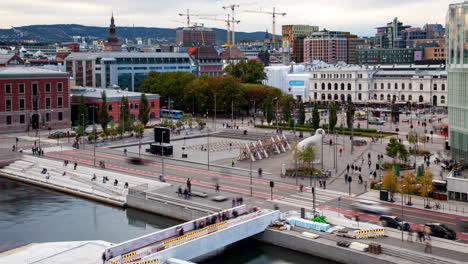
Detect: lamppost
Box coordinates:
(274, 97, 279, 132)
(161, 130, 166, 176)
(250, 155, 253, 197)
(207, 133, 210, 171)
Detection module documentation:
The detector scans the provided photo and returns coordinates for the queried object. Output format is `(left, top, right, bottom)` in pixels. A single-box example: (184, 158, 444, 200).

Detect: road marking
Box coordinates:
(272, 199, 322, 209)
(403, 213, 457, 226)
(290, 194, 329, 203)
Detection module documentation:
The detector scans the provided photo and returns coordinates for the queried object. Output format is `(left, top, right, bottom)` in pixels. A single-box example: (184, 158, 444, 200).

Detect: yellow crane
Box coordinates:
(244, 7, 286, 43)
(178, 9, 216, 28)
(198, 15, 240, 46)
(222, 4, 240, 45)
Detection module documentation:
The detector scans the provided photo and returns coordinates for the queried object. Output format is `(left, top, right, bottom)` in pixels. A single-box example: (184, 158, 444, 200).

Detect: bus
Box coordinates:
(160, 109, 184, 119)
(435, 125, 448, 137)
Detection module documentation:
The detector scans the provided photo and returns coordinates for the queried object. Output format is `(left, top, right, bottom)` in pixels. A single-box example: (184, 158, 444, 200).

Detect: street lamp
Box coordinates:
(89, 105, 98, 167)
(207, 132, 210, 171)
(161, 130, 166, 176)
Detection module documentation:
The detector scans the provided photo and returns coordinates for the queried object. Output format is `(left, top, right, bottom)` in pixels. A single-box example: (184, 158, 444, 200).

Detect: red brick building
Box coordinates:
(0, 67, 71, 133)
(70, 87, 160, 126)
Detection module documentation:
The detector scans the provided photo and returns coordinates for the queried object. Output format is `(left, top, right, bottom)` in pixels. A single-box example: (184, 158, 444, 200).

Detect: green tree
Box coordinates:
(298, 101, 306, 125)
(312, 104, 320, 130)
(77, 95, 88, 135)
(386, 138, 409, 162)
(224, 60, 266, 83)
(329, 103, 337, 132)
(346, 99, 355, 130)
(382, 169, 399, 202)
(243, 84, 270, 114)
(282, 96, 292, 122)
(99, 91, 109, 132)
(419, 171, 434, 208)
(297, 144, 317, 169)
(217, 75, 246, 113)
(288, 117, 295, 129)
(265, 102, 274, 124)
(118, 96, 132, 135)
(138, 93, 150, 126)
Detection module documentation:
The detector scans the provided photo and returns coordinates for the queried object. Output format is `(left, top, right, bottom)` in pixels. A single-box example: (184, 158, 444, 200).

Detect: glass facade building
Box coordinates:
(447, 2, 468, 165)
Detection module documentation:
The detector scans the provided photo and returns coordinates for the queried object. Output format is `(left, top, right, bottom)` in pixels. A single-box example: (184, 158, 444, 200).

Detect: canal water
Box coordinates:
(0, 178, 336, 264)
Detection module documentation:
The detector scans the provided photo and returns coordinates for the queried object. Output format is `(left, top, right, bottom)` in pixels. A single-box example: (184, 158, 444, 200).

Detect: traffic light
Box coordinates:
(269, 181, 275, 188)
(16, 137, 19, 142)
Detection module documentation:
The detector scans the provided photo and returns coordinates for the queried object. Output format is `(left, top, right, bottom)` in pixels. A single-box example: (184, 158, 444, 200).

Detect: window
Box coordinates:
(395, 83, 398, 90)
(420, 84, 423, 90)
(322, 83, 325, 90)
(334, 83, 338, 90)
(58, 112, 63, 121)
(46, 98, 51, 109)
(419, 95, 424, 102)
(108, 105, 113, 111)
(409, 83, 412, 90)
(130, 103, 133, 109)
(46, 113, 51, 122)
(442, 84, 446, 91)
(328, 83, 331, 90)
(20, 115, 25, 124)
(57, 97, 63, 108)
(387, 83, 391, 89)
(341, 83, 345, 90)
(57, 82, 63, 92)
(358, 84, 362, 90)
(5, 84, 11, 94)
(18, 83, 25, 93)
(5, 99, 12, 111)
(433, 84, 437, 91)
(45, 83, 51, 92)
(6, 116, 12, 125)
(381, 83, 384, 89)
(151, 102, 155, 108)
(314, 83, 317, 89)
(32, 83, 38, 95)
(347, 83, 351, 90)
(409, 95, 413, 101)
(441, 96, 446, 104)
(19, 98, 25, 110)
(374, 83, 377, 90)
(402, 83, 405, 90)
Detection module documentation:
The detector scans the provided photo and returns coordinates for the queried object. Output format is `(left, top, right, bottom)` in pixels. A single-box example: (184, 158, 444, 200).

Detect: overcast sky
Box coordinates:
(0, 0, 460, 36)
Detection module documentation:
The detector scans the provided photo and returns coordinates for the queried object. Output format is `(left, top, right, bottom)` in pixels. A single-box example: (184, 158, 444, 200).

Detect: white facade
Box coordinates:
(309, 64, 447, 106)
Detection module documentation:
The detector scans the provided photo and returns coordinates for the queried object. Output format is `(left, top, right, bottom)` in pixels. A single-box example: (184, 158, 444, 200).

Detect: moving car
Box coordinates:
(425, 223, 457, 240)
(368, 117, 385, 125)
(351, 200, 391, 215)
(379, 215, 410, 231)
(127, 157, 144, 165)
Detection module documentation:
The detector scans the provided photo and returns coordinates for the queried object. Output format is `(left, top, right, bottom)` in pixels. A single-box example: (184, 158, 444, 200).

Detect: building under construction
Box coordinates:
(176, 26, 217, 47)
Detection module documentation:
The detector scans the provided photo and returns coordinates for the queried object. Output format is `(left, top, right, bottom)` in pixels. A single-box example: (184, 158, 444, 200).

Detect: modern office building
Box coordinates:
(176, 26, 216, 47)
(396, 28, 427, 48)
(282, 25, 319, 63)
(304, 30, 348, 64)
(424, 23, 445, 39)
(375, 17, 411, 48)
(447, 1, 468, 166)
(0, 67, 70, 133)
(69, 87, 160, 125)
(357, 48, 422, 64)
(308, 64, 447, 106)
(347, 37, 366, 64)
(64, 52, 193, 91)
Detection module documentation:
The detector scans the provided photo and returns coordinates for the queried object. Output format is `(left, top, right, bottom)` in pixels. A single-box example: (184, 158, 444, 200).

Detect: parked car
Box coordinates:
(425, 223, 457, 240)
(351, 200, 391, 215)
(368, 117, 385, 125)
(50, 131, 67, 137)
(379, 215, 409, 231)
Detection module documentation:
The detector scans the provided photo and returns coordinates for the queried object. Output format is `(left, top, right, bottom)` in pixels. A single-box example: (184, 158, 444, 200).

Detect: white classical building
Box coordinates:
(309, 64, 447, 106)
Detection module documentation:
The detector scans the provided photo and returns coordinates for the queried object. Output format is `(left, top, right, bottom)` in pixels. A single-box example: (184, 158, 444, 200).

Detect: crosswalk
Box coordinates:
(272, 188, 348, 210)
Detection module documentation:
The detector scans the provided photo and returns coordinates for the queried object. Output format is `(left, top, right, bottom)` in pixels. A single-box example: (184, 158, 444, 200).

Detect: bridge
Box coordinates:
(104, 205, 280, 264)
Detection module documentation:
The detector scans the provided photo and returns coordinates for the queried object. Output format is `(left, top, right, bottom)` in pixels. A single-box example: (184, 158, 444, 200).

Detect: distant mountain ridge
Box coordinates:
(0, 24, 280, 44)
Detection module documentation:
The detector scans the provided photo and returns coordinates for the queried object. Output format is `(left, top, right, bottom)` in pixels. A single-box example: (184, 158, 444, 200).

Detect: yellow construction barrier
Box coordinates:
(354, 228, 385, 239)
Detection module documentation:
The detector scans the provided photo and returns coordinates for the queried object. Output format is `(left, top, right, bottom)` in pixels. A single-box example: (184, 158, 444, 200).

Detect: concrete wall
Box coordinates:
(126, 194, 212, 222)
(255, 229, 400, 264)
(144, 210, 280, 263)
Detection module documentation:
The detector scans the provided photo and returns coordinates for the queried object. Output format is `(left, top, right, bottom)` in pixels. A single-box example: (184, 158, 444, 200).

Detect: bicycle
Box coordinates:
(434, 202, 441, 210)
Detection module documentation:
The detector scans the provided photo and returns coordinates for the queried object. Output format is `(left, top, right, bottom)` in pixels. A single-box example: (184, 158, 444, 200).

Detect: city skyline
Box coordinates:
(0, 0, 458, 37)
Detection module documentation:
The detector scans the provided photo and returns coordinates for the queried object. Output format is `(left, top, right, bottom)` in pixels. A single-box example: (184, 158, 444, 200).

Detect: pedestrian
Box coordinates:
(407, 228, 414, 243)
(361, 157, 364, 165)
(92, 174, 96, 181)
(258, 167, 263, 176)
(344, 173, 348, 183)
(184, 188, 189, 199)
(74, 162, 78, 170)
(358, 166, 362, 173)
(232, 198, 236, 207)
(319, 180, 323, 188)
(358, 174, 363, 184)
(215, 183, 220, 192)
(424, 233, 432, 253)
(231, 159, 235, 167)
(62, 171, 66, 177)
(347, 164, 350, 173)
(299, 184, 304, 192)
(124, 182, 129, 188)
(416, 230, 425, 242)
(63, 160, 67, 166)
(323, 180, 326, 189)
(368, 152, 371, 160)
(351, 165, 355, 171)
(46, 172, 50, 179)
(177, 186, 182, 197)
(124, 148, 127, 156)
(339, 148, 343, 157)
(187, 178, 192, 193)
(364, 181, 367, 190)
(239, 197, 243, 205)
(373, 171, 377, 179)
(368, 160, 371, 169)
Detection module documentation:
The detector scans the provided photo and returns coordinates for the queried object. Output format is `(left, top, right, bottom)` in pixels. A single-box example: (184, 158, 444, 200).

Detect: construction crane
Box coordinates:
(244, 7, 286, 43)
(222, 4, 240, 45)
(178, 9, 216, 28)
(198, 15, 240, 46)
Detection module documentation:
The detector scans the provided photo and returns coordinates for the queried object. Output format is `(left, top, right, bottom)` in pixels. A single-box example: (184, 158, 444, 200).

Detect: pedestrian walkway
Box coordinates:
(359, 190, 468, 217)
(271, 188, 348, 210)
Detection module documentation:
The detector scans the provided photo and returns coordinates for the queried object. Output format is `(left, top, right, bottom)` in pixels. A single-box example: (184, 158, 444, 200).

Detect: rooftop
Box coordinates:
(0, 66, 68, 76)
(65, 52, 190, 60)
(70, 86, 159, 101)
